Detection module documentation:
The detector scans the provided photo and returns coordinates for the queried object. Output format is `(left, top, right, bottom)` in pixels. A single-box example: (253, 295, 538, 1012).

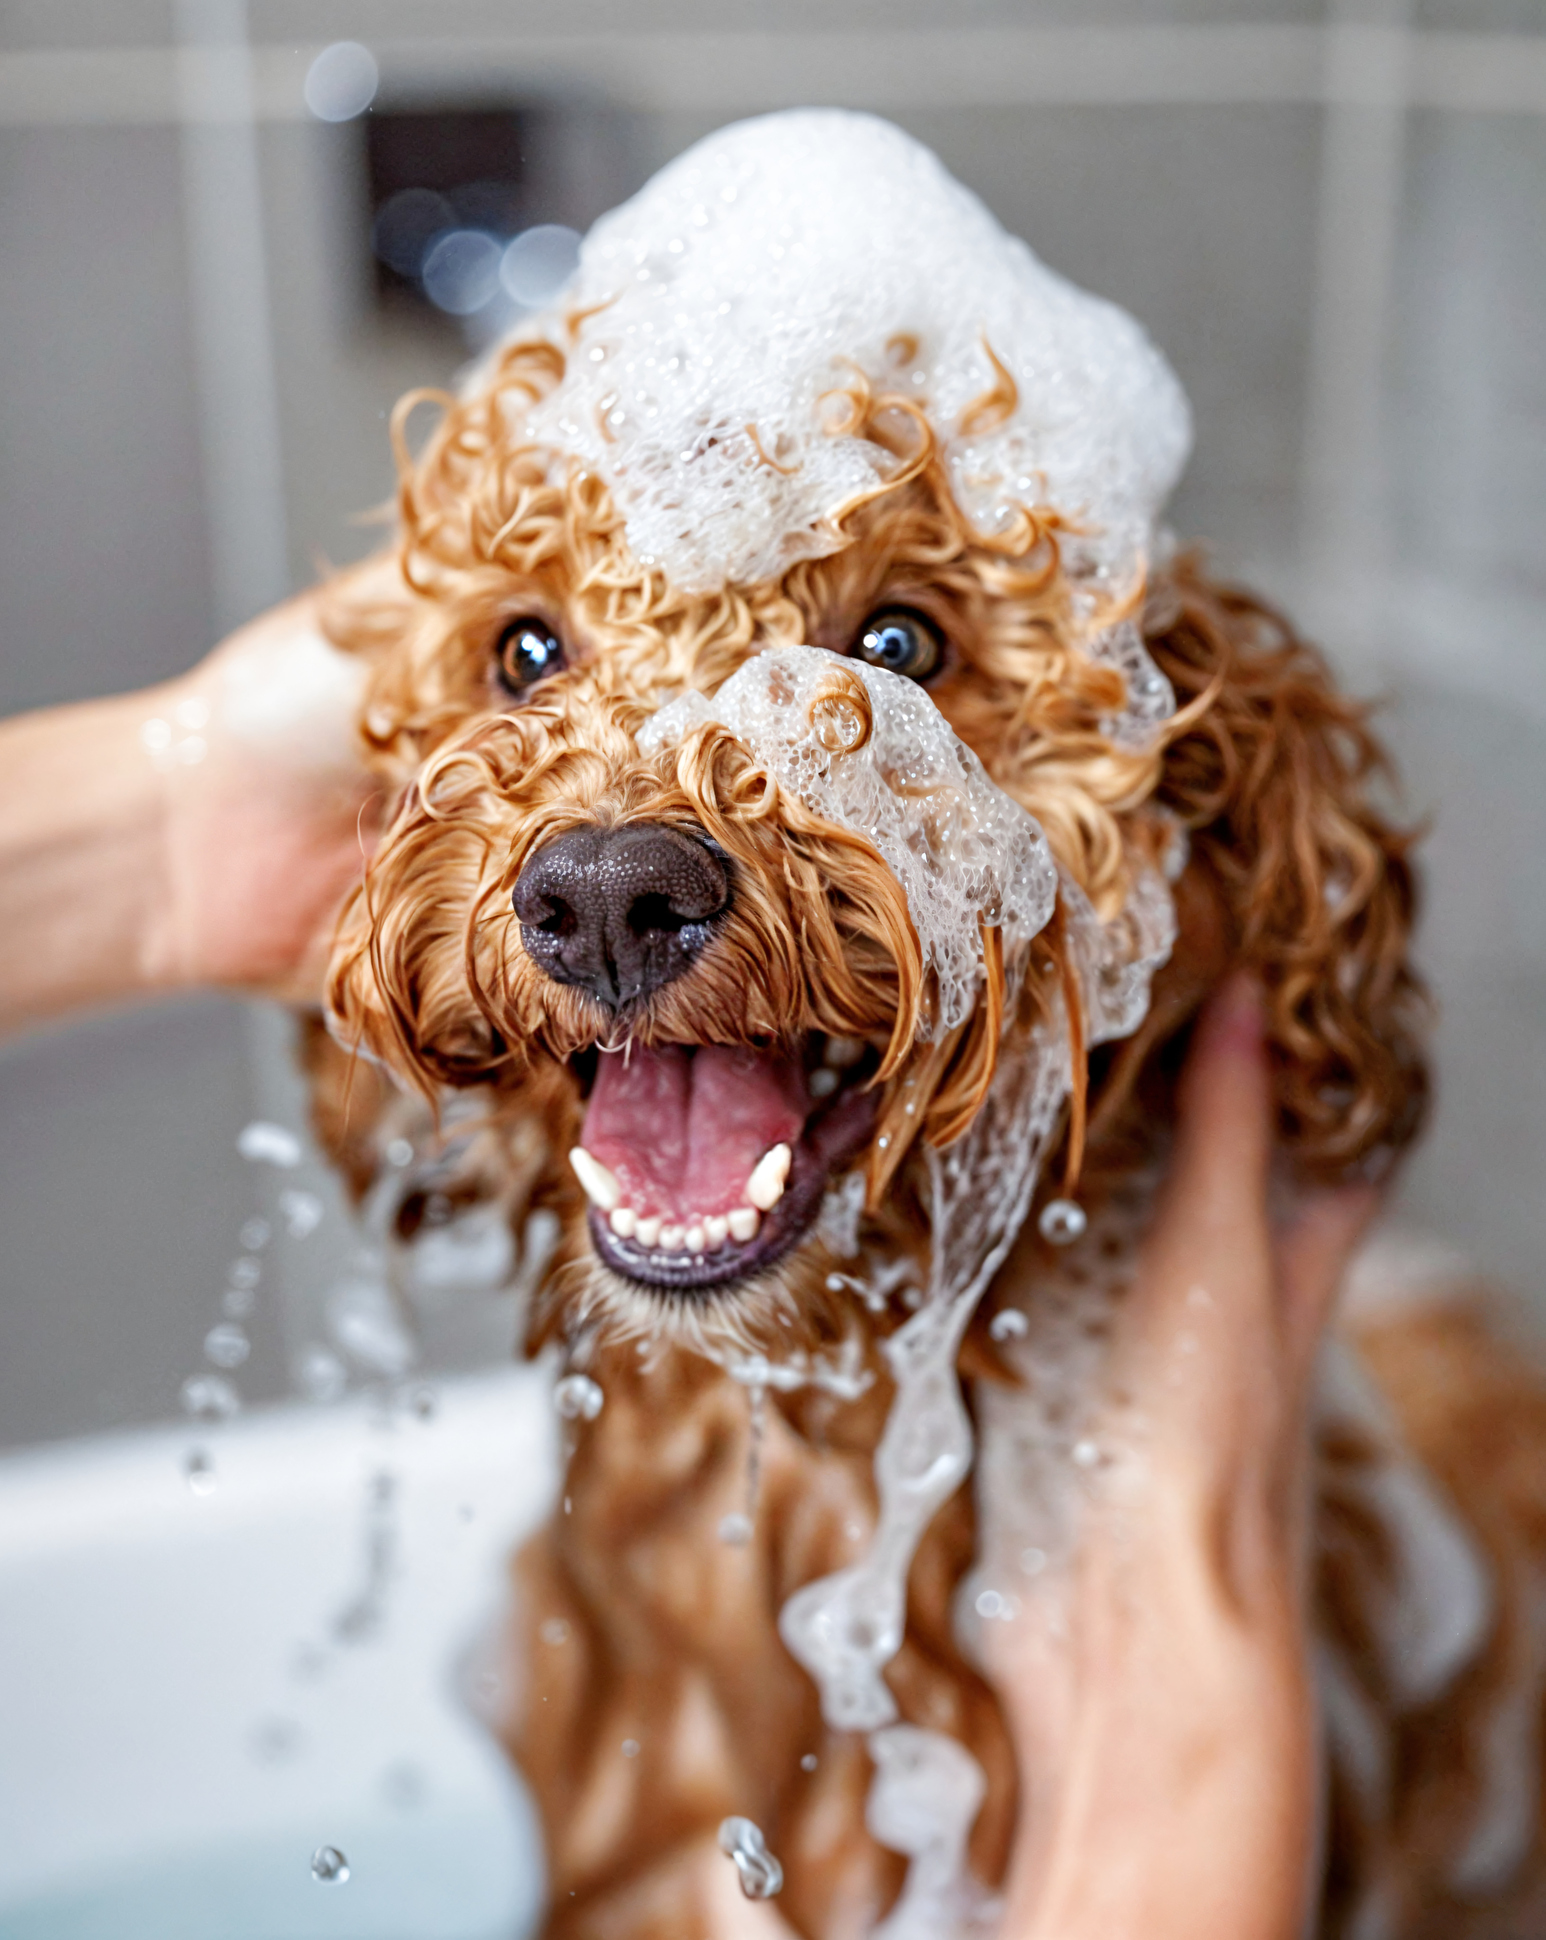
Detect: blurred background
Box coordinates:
(0, 0, 1543, 1931)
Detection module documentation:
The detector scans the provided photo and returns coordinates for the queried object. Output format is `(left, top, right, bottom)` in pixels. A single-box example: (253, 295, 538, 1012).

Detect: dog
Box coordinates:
(308, 111, 1546, 1938)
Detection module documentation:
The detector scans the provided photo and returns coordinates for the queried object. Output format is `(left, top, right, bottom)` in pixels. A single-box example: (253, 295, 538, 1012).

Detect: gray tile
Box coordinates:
(0, 999, 278, 1449)
(0, 125, 213, 714)
(1385, 109, 1546, 607)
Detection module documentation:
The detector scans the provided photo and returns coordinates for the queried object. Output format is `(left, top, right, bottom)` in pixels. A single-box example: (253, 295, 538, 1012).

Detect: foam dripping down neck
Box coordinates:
(520, 110, 1191, 606)
(638, 647, 1177, 1934)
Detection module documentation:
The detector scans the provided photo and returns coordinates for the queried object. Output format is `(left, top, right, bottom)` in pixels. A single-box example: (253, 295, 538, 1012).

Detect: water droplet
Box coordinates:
(554, 1373, 604, 1421)
(1072, 1438, 1100, 1468)
(800, 1753, 818, 1772)
(228, 1256, 262, 1288)
(239, 1217, 271, 1251)
(222, 1284, 256, 1320)
(204, 1322, 250, 1369)
(386, 1138, 414, 1168)
(279, 1188, 324, 1238)
(718, 1512, 753, 1546)
(540, 1618, 571, 1645)
(1038, 1197, 1087, 1246)
(181, 1373, 240, 1422)
(621, 1738, 640, 1758)
(717, 1816, 783, 1900)
(238, 1121, 302, 1168)
(310, 1844, 350, 1885)
(183, 1448, 216, 1495)
(988, 1308, 1028, 1342)
(1020, 1546, 1047, 1576)
(297, 1345, 347, 1402)
(974, 1587, 1015, 1620)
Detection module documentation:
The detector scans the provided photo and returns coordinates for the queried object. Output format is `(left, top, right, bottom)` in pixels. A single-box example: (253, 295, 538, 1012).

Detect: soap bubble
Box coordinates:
(239, 1217, 271, 1251)
(310, 1844, 350, 1885)
(373, 189, 453, 279)
(554, 1373, 604, 1421)
(181, 1373, 240, 1422)
(501, 224, 581, 308)
(621, 1738, 640, 1759)
(539, 1618, 571, 1646)
(717, 1816, 783, 1900)
(228, 1256, 262, 1288)
(800, 1753, 819, 1772)
(1038, 1197, 1087, 1247)
(718, 1512, 753, 1546)
(423, 230, 502, 316)
(204, 1322, 250, 1369)
(988, 1308, 1029, 1342)
(303, 42, 377, 122)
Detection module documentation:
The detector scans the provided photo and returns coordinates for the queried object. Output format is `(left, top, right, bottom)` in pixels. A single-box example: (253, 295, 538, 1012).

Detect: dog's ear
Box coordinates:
(324, 832, 511, 1100)
(1144, 557, 1429, 1181)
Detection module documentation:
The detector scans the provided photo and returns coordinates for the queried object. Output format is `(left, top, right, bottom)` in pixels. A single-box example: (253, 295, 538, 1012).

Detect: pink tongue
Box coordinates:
(583, 1044, 809, 1221)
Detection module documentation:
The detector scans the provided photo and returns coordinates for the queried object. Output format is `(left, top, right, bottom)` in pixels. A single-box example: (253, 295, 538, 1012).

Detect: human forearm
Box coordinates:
(0, 689, 172, 1033)
(0, 589, 377, 1038)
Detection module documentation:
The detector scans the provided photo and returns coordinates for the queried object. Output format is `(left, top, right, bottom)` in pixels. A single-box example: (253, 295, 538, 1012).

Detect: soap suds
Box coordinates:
(520, 110, 1190, 613)
(639, 643, 1060, 1034)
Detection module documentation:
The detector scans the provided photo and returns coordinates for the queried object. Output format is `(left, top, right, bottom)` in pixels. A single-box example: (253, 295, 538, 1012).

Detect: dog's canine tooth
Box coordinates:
(659, 1223, 686, 1251)
(704, 1214, 730, 1247)
(745, 1143, 792, 1212)
(809, 1068, 839, 1099)
(569, 1147, 622, 1210)
(685, 1223, 707, 1253)
(823, 1036, 865, 1069)
(727, 1207, 760, 1243)
(609, 1206, 638, 1239)
(635, 1215, 662, 1248)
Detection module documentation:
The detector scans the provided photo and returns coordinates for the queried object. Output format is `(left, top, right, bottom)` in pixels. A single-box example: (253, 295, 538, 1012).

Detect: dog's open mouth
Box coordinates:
(570, 1038, 879, 1291)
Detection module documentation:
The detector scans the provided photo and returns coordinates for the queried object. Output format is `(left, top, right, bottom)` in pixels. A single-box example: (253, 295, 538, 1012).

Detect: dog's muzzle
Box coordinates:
(511, 821, 731, 1007)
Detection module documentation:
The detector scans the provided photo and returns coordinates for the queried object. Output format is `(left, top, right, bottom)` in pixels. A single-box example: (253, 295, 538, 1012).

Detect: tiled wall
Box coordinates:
(2, 0, 1543, 1443)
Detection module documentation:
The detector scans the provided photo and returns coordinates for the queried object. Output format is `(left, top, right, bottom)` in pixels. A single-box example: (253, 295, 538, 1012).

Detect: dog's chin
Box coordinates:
(573, 1036, 879, 1297)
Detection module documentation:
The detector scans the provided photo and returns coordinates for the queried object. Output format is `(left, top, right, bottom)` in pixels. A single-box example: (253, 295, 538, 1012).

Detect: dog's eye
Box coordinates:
(852, 607, 943, 683)
(494, 617, 567, 696)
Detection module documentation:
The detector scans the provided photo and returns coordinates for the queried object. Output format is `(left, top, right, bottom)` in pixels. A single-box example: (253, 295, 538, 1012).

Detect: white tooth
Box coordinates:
(727, 1207, 760, 1243)
(705, 1215, 730, 1247)
(824, 1036, 865, 1069)
(659, 1223, 685, 1251)
(685, 1224, 707, 1253)
(635, 1215, 662, 1248)
(746, 1143, 792, 1212)
(609, 1207, 637, 1239)
(809, 1068, 839, 1099)
(569, 1147, 621, 1210)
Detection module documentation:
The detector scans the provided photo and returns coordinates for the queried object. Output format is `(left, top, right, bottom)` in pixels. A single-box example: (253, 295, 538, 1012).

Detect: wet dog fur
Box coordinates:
(306, 331, 1546, 1938)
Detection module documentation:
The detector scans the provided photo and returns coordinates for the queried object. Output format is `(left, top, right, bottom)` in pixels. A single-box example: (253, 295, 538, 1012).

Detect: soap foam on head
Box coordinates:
(524, 109, 1191, 604)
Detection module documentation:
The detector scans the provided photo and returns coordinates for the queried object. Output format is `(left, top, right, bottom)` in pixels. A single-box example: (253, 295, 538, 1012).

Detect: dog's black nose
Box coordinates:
(512, 823, 731, 1007)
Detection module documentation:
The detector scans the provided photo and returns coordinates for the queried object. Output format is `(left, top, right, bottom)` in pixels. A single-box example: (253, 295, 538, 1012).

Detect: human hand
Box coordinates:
(143, 588, 378, 1003)
(0, 565, 389, 1035)
(984, 977, 1377, 1940)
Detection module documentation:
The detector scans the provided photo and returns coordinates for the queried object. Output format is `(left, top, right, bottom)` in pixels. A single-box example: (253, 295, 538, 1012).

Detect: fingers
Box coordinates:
(1169, 972, 1272, 1225)
(1276, 1182, 1380, 1381)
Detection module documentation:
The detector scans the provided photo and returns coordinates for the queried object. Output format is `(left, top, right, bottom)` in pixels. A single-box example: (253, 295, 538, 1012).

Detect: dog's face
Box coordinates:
(324, 337, 1195, 1347)
(324, 113, 1426, 1351)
